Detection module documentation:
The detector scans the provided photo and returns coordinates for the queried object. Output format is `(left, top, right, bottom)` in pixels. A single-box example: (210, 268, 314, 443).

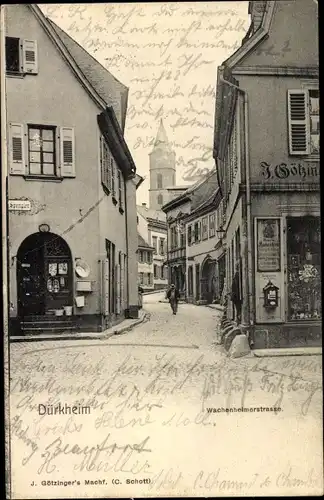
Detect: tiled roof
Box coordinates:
(138, 233, 154, 249)
(137, 205, 166, 222)
(47, 18, 128, 129)
(190, 170, 219, 211)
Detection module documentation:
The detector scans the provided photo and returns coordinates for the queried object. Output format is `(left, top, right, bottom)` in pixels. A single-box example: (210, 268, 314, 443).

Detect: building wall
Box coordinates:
(148, 227, 168, 287)
(6, 5, 101, 318)
(6, 4, 138, 324)
(224, 0, 320, 346)
(238, 75, 319, 186)
(185, 206, 224, 303)
(240, 1, 318, 69)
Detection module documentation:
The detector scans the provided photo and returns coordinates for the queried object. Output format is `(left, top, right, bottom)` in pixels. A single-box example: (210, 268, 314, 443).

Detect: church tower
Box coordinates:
(149, 120, 176, 210)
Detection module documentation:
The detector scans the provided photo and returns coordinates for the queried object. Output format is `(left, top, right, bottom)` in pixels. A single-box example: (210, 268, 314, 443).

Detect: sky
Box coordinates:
(40, 2, 250, 205)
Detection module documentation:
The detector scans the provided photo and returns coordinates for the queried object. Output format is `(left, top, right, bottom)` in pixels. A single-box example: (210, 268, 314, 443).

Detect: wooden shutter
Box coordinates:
(102, 258, 109, 316)
(120, 254, 124, 312)
(60, 127, 75, 177)
(198, 221, 201, 242)
(116, 264, 121, 314)
(288, 90, 309, 155)
(9, 123, 25, 175)
(22, 40, 38, 74)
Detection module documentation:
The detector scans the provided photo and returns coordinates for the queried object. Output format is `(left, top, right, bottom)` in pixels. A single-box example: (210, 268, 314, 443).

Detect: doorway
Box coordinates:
(17, 232, 73, 317)
(201, 258, 216, 303)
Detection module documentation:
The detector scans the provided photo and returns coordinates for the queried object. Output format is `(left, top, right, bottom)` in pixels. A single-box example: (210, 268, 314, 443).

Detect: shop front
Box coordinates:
(286, 216, 321, 321)
(254, 213, 321, 348)
(17, 231, 73, 318)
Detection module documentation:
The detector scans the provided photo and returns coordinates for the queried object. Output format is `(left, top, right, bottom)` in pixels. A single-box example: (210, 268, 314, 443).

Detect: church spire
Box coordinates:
(153, 119, 171, 150)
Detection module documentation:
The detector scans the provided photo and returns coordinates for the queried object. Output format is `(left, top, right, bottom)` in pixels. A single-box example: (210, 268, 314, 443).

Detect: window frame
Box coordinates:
(209, 213, 216, 238)
(202, 216, 208, 240)
(27, 124, 57, 177)
(5, 36, 38, 76)
(118, 169, 124, 213)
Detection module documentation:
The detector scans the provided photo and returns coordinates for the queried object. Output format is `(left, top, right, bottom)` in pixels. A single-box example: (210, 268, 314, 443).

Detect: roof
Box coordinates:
(138, 233, 154, 250)
(137, 205, 166, 222)
(165, 185, 190, 191)
(46, 16, 129, 130)
(151, 119, 172, 152)
(190, 170, 219, 211)
(162, 169, 218, 213)
(134, 173, 145, 189)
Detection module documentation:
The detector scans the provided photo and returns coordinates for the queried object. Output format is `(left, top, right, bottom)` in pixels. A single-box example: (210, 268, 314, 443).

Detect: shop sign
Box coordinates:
(9, 200, 31, 211)
(257, 218, 281, 272)
(260, 162, 319, 181)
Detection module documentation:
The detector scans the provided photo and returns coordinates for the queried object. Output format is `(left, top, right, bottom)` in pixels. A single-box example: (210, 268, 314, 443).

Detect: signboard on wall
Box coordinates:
(9, 200, 31, 211)
(257, 218, 281, 272)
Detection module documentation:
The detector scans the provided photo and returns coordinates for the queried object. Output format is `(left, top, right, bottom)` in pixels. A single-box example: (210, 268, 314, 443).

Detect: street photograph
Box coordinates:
(1, 1, 322, 498)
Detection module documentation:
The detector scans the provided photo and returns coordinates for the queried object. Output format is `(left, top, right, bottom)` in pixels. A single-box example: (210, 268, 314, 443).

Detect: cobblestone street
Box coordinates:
(9, 293, 323, 498)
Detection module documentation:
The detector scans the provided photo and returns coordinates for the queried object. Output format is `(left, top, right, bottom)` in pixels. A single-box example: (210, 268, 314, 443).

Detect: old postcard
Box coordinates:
(2, 1, 322, 498)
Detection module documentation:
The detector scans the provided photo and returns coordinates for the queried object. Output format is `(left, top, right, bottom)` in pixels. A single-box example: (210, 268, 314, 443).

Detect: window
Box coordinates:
(12, 124, 75, 178)
(287, 217, 321, 321)
(187, 225, 192, 246)
(209, 213, 216, 237)
(188, 266, 193, 296)
(28, 126, 56, 176)
(137, 216, 139, 224)
(157, 173, 163, 189)
(171, 226, 178, 249)
(6, 37, 19, 73)
(194, 221, 201, 243)
(118, 170, 124, 212)
(5, 37, 38, 74)
(159, 238, 165, 255)
(180, 232, 185, 248)
(147, 252, 152, 264)
(152, 236, 157, 254)
(154, 264, 158, 278)
(100, 137, 112, 192)
(111, 157, 117, 203)
(202, 216, 208, 240)
(288, 89, 320, 157)
(140, 272, 144, 285)
(148, 273, 152, 285)
(157, 193, 163, 206)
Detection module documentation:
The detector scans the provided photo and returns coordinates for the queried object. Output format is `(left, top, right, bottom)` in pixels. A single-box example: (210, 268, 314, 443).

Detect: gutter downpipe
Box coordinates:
(219, 77, 254, 338)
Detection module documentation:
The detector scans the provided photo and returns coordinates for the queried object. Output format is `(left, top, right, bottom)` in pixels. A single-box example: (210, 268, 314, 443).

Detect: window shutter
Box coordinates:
(22, 39, 38, 74)
(60, 127, 75, 177)
(102, 258, 109, 316)
(9, 123, 25, 175)
(288, 90, 309, 155)
(116, 264, 121, 314)
(120, 255, 124, 311)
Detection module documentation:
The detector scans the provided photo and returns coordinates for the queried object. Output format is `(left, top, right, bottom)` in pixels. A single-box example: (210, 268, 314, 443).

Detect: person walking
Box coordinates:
(231, 263, 242, 325)
(166, 283, 180, 315)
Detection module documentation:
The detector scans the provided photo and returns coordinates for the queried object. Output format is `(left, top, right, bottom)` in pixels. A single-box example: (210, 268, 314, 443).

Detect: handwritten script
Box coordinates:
(40, 3, 249, 190)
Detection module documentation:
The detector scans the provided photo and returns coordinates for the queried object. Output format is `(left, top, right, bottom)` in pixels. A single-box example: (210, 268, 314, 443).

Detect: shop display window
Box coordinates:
(287, 216, 321, 321)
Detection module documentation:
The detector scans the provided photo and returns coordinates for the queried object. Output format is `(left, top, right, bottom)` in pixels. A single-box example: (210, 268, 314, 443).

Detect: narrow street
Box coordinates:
(9, 293, 323, 498)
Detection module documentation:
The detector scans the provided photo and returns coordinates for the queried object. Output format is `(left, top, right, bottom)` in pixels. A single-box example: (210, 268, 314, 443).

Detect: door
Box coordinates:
(195, 264, 200, 301)
(17, 240, 45, 316)
(17, 232, 72, 316)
